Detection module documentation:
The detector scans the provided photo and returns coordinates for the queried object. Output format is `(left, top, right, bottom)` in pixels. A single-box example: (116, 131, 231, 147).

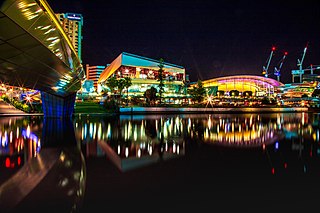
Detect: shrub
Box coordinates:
(102, 98, 119, 113)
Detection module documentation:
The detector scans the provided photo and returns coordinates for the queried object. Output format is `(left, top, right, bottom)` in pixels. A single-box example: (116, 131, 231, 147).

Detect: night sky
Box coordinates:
(47, 0, 320, 83)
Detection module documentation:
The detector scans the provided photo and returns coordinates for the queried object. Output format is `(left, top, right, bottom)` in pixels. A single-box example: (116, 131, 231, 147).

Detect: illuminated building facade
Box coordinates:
(199, 75, 284, 97)
(98, 52, 186, 99)
(85, 64, 106, 92)
(278, 82, 317, 98)
(56, 13, 83, 62)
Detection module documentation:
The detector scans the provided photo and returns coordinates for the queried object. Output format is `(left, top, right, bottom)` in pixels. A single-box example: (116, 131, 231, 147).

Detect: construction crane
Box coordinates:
(262, 46, 276, 78)
(297, 43, 308, 82)
(274, 51, 288, 82)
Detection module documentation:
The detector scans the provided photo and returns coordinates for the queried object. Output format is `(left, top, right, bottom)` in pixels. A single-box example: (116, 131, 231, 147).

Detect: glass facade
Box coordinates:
(99, 52, 186, 99)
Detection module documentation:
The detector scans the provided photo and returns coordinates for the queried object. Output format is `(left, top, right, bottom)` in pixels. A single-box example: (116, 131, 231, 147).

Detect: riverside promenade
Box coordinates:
(119, 106, 309, 114)
(0, 100, 26, 115)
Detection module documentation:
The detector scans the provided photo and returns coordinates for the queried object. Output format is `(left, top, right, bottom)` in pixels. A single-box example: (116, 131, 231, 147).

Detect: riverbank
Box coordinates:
(119, 106, 310, 114)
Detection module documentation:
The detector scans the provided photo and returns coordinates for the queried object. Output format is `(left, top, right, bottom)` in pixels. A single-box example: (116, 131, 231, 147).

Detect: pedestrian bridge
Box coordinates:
(0, 0, 85, 117)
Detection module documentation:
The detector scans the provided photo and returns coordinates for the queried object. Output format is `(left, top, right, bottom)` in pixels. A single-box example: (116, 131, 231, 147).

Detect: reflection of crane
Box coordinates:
(274, 51, 288, 82)
(262, 46, 276, 78)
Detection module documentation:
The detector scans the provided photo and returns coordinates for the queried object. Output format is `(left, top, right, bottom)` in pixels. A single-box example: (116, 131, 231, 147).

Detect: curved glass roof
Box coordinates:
(202, 75, 284, 88)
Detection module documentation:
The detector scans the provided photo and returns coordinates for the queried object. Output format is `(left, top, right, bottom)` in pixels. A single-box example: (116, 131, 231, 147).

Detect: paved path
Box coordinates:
(0, 100, 26, 115)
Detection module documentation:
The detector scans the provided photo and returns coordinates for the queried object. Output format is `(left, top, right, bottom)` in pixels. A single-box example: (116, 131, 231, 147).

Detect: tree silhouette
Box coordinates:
(189, 79, 206, 103)
(144, 86, 157, 106)
(123, 77, 132, 105)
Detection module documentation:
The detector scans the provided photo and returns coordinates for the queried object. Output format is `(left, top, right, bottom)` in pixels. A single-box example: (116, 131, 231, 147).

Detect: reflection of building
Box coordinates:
(98, 139, 184, 172)
(85, 64, 106, 92)
(74, 114, 185, 171)
(98, 52, 186, 99)
(56, 13, 83, 62)
(190, 114, 282, 147)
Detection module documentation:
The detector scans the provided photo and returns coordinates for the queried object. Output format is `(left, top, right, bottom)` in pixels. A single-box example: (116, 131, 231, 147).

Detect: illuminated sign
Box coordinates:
(66, 13, 82, 21)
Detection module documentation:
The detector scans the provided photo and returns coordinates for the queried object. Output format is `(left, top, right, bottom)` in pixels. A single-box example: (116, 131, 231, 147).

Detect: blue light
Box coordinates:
(22, 129, 38, 141)
(275, 141, 279, 150)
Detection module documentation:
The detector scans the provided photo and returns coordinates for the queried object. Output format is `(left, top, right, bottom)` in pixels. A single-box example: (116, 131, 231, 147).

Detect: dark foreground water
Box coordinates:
(0, 112, 320, 212)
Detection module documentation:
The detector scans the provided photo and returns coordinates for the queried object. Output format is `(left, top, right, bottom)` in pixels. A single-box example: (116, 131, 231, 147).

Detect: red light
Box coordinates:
(18, 156, 21, 165)
(284, 163, 287, 168)
(271, 168, 275, 174)
(272, 46, 276, 51)
(284, 51, 288, 55)
(5, 158, 10, 168)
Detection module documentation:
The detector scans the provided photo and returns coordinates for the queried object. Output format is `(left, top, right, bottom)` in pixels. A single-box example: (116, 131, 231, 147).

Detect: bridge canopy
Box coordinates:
(0, 0, 85, 97)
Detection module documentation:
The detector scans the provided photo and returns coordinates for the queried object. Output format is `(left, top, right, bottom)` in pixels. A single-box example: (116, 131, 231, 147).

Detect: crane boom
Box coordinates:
(296, 43, 308, 83)
(262, 46, 276, 78)
(297, 43, 308, 70)
(274, 51, 288, 82)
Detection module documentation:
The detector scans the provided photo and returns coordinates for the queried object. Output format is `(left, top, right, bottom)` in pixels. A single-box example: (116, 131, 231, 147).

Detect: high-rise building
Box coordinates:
(56, 13, 83, 62)
(86, 64, 106, 92)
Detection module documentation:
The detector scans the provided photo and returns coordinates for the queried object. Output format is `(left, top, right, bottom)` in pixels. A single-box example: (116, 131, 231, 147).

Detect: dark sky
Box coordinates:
(47, 0, 320, 83)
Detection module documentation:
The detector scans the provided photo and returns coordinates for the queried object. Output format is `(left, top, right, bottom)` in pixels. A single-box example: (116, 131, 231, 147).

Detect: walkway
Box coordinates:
(0, 101, 26, 115)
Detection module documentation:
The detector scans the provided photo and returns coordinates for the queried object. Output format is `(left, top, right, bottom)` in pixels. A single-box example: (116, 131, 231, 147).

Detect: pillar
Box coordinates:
(41, 92, 76, 118)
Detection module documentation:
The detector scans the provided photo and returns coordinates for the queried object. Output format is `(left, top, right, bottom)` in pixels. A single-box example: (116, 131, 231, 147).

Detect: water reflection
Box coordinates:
(0, 117, 42, 173)
(0, 112, 320, 210)
(186, 114, 281, 147)
(74, 114, 185, 172)
(0, 117, 86, 212)
(74, 113, 320, 172)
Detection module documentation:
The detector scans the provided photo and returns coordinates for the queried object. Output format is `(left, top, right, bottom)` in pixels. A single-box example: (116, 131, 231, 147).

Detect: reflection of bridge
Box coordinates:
(0, 0, 85, 117)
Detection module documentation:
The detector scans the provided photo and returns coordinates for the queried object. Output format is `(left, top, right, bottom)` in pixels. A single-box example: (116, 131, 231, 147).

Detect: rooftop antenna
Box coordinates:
(262, 46, 276, 78)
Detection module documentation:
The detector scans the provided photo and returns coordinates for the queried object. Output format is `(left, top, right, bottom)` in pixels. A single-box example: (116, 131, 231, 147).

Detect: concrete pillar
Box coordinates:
(41, 92, 76, 118)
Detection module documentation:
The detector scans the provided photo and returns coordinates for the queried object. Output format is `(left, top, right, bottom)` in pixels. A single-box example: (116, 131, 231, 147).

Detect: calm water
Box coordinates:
(0, 112, 320, 212)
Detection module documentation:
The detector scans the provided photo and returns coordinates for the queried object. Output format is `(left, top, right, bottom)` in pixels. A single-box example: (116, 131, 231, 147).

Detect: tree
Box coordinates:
(182, 80, 190, 95)
(230, 90, 239, 96)
(312, 89, 320, 97)
(123, 77, 132, 105)
(144, 86, 157, 106)
(117, 78, 126, 99)
(190, 80, 206, 103)
(105, 76, 118, 98)
(243, 91, 253, 97)
(157, 58, 165, 104)
(217, 90, 225, 96)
